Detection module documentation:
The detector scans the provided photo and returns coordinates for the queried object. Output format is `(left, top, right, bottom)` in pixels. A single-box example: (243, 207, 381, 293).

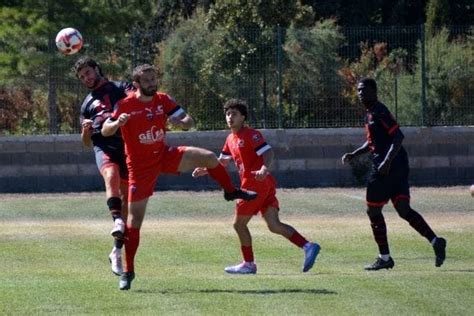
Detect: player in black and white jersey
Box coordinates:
(75, 56, 133, 276)
(342, 77, 447, 271)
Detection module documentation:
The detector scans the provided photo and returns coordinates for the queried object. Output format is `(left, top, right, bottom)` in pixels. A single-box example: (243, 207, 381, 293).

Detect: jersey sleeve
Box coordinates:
(122, 81, 134, 92)
(79, 95, 91, 123)
(162, 93, 185, 118)
(220, 137, 232, 160)
(377, 106, 400, 136)
(250, 130, 271, 156)
(110, 100, 124, 120)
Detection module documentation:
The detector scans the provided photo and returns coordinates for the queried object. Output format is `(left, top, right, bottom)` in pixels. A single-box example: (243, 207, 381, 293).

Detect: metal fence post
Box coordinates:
(394, 75, 398, 119)
(420, 24, 427, 126)
(47, 39, 58, 134)
(276, 24, 283, 129)
(47, 0, 57, 134)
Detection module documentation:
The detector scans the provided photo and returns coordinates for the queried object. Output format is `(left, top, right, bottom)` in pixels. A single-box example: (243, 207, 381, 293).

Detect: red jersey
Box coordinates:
(112, 92, 185, 161)
(221, 126, 273, 187)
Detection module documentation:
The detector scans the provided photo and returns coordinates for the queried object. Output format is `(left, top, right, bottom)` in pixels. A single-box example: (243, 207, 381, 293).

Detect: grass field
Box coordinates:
(0, 187, 472, 315)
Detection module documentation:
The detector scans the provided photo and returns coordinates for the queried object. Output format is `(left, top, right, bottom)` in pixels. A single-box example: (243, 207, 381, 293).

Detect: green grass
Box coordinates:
(0, 187, 472, 315)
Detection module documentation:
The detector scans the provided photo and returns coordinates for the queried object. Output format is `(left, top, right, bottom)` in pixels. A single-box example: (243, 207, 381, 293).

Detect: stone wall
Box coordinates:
(0, 127, 472, 193)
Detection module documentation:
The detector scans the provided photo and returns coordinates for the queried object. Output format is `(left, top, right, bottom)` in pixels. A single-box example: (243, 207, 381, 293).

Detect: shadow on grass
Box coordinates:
(136, 288, 337, 295)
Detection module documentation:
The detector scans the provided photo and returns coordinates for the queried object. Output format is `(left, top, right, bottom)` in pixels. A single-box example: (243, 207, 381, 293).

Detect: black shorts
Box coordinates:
(366, 165, 410, 207)
(93, 145, 128, 180)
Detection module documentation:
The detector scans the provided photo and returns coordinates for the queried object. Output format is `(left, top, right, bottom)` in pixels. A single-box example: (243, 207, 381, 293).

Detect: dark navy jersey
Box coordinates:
(79, 80, 133, 149)
(365, 101, 408, 168)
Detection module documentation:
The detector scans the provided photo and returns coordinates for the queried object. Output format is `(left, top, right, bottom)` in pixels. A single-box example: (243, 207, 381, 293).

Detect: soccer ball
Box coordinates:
(470, 185, 474, 197)
(55, 27, 83, 55)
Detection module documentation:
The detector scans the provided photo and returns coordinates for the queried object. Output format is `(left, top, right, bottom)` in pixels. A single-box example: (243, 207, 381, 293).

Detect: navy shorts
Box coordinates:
(366, 165, 410, 207)
(93, 145, 128, 180)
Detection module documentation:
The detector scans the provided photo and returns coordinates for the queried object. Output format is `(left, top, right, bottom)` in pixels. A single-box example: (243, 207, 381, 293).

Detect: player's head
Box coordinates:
(132, 64, 158, 97)
(357, 77, 378, 107)
(223, 98, 248, 130)
(74, 57, 105, 90)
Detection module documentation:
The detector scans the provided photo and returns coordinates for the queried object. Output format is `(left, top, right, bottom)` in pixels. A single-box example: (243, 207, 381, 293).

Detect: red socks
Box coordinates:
(241, 245, 254, 262)
(206, 163, 235, 193)
(124, 225, 140, 272)
(289, 231, 308, 248)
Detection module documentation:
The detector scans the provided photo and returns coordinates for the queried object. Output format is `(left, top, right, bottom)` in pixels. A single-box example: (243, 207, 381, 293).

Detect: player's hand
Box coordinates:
(117, 113, 130, 126)
(341, 153, 354, 165)
(81, 119, 93, 131)
(251, 167, 268, 181)
(168, 116, 183, 128)
(377, 160, 391, 175)
(192, 167, 208, 178)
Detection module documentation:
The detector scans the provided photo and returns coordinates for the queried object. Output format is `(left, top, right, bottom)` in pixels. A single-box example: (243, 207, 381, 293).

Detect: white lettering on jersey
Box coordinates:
(138, 126, 164, 144)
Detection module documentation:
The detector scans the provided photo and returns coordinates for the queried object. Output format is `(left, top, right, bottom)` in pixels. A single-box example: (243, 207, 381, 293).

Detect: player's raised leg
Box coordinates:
(178, 146, 257, 201)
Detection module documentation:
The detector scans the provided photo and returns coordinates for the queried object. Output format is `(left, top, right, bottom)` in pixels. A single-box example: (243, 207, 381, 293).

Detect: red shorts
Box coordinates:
(127, 146, 186, 202)
(235, 176, 279, 216)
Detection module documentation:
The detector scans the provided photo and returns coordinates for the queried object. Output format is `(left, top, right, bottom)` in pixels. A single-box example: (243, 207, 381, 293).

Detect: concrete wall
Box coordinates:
(0, 127, 472, 193)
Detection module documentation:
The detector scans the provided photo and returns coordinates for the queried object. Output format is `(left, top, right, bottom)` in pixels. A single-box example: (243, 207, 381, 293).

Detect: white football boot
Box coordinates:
(108, 247, 123, 276)
(110, 218, 125, 240)
(224, 261, 257, 274)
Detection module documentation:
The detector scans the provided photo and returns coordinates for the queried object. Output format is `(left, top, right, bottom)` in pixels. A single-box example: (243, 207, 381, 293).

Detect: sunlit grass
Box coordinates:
(0, 187, 472, 315)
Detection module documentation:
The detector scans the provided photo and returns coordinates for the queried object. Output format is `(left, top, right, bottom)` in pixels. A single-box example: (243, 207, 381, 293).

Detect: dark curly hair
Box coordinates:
(223, 98, 248, 121)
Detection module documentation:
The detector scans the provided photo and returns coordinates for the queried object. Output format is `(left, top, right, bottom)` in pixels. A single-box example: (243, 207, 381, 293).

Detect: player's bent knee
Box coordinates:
(395, 206, 411, 219)
(367, 206, 382, 217)
(267, 223, 282, 234)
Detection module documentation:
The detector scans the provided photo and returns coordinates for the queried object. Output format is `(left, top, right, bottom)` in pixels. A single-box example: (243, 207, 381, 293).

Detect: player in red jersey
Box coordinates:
(75, 57, 131, 276)
(193, 99, 320, 274)
(102, 64, 257, 290)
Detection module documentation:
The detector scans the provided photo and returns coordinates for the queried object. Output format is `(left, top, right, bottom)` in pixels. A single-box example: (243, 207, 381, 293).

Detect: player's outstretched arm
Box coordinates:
(342, 141, 370, 165)
(168, 113, 194, 131)
(102, 114, 129, 137)
(192, 155, 231, 178)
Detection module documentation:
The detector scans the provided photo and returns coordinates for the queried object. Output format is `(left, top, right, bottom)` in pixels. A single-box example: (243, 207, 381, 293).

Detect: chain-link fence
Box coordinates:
(0, 24, 472, 135)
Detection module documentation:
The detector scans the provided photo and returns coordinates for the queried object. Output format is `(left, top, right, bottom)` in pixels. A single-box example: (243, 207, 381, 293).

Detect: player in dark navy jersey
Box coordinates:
(342, 78, 446, 270)
(75, 57, 133, 276)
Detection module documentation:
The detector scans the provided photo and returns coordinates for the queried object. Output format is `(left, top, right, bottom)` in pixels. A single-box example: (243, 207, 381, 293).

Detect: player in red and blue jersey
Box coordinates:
(75, 57, 132, 276)
(102, 64, 257, 290)
(342, 77, 446, 270)
(193, 99, 320, 274)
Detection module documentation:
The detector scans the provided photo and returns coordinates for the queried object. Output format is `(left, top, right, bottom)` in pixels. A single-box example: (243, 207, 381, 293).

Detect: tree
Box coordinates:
(283, 19, 349, 127)
(425, 0, 450, 36)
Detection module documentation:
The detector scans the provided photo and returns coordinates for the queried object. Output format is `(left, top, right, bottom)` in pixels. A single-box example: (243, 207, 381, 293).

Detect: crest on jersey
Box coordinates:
(252, 134, 261, 142)
(238, 139, 245, 147)
(155, 105, 164, 115)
